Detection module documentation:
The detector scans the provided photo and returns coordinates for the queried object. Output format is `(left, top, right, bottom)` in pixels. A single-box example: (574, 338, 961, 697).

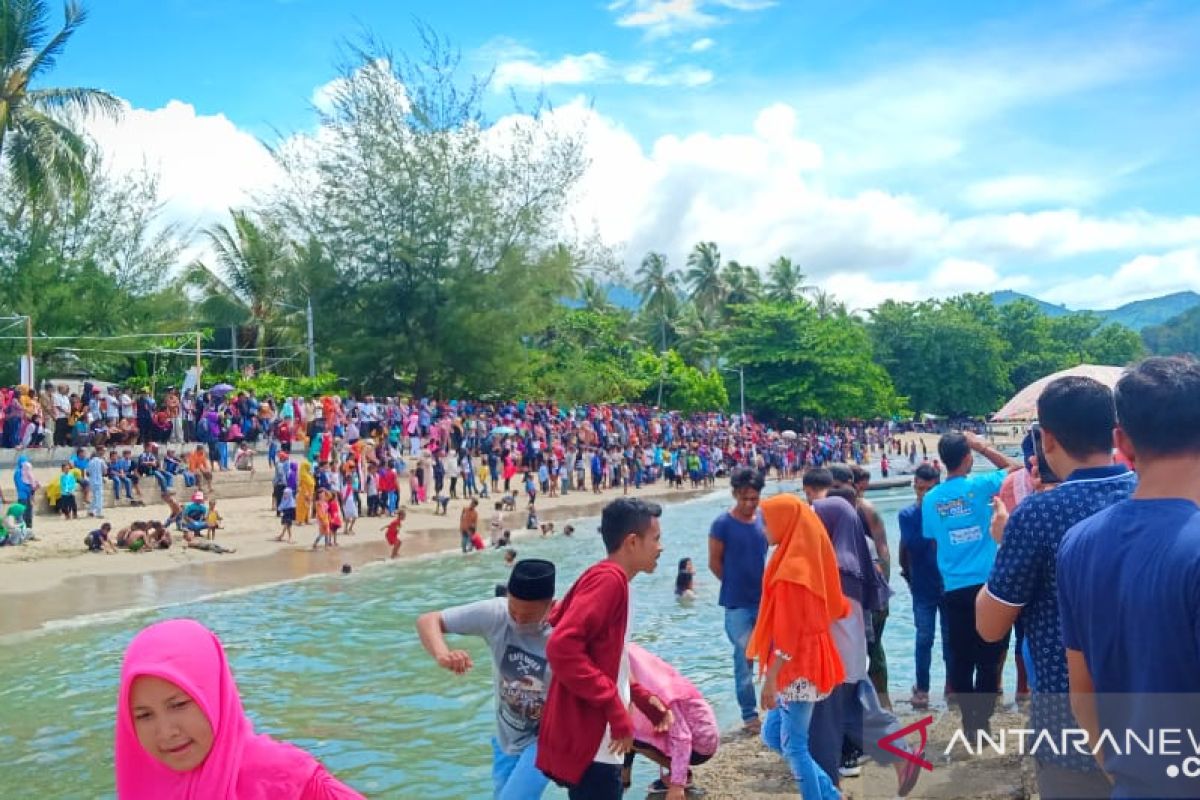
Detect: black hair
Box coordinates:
(828, 463, 854, 485)
(730, 467, 765, 492)
(802, 468, 834, 489)
(600, 497, 663, 554)
(1115, 357, 1200, 457)
(494, 583, 509, 598)
(675, 558, 694, 595)
(938, 433, 971, 472)
(827, 485, 858, 505)
(850, 465, 870, 484)
(341, 563, 352, 574)
(913, 463, 941, 483)
(1037, 376, 1116, 459)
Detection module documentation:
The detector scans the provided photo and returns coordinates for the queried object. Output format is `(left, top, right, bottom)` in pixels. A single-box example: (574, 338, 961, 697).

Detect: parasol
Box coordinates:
(991, 364, 1126, 422)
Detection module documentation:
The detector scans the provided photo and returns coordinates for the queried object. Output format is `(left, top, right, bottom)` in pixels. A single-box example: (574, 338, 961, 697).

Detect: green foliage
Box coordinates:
(202, 370, 341, 399)
(633, 349, 729, 413)
(723, 301, 902, 421)
(1142, 305, 1200, 356)
(525, 307, 649, 403)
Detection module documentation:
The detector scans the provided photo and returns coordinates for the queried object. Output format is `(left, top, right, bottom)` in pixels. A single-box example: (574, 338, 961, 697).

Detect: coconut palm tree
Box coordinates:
(577, 275, 613, 314)
(0, 1, 122, 203)
(685, 241, 726, 317)
(811, 288, 845, 319)
(723, 260, 762, 307)
(187, 210, 297, 368)
(766, 256, 810, 303)
(635, 251, 679, 341)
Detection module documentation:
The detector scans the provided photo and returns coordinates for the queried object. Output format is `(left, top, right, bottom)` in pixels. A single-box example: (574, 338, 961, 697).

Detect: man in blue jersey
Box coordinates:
(1058, 357, 1200, 798)
(922, 431, 1018, 736)
(977, 376, 1134, 799)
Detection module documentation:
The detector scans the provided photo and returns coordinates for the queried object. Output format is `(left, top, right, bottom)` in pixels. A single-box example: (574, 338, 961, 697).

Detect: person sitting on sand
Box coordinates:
(147, 522, 172, 550)
(85, 522, 116, 554)
(116, 522, 151, 553)
(622, 642, 720, 800)
(234, 440, 255, 475)
(276, 487, 297, 543)
(115, 618, 365, 800)
(0, 501, 33, 546)
(182, 492, 208, 539)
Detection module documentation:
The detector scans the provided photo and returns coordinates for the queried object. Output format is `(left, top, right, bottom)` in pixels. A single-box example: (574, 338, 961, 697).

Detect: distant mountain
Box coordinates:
(990, 290, 1073, 318)
(989, 290, 1200, 332)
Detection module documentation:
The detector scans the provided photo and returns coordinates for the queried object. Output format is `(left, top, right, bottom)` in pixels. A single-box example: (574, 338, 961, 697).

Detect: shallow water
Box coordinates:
(0, 482, 991, 798)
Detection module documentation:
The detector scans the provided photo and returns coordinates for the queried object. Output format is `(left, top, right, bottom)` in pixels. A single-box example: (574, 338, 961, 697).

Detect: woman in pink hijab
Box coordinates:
(115, 618, 364, 799)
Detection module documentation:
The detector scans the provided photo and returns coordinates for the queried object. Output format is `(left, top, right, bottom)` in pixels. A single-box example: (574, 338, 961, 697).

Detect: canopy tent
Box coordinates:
(991, 364, 1126, 422)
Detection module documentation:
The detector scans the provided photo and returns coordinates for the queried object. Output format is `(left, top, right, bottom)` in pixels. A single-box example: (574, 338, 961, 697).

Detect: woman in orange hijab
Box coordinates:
(747, 493, 849, 800)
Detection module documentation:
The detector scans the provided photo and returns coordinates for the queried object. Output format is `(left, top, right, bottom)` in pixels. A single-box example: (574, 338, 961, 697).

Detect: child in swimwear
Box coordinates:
(384, 508, 406, 559)
(205, 500, 222, 540)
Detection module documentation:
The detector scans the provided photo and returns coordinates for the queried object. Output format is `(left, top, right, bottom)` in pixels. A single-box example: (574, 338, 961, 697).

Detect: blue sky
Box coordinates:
(60, 0, 1200, 309)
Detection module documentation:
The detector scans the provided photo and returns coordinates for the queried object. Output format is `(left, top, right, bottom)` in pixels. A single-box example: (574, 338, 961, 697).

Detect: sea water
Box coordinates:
(0, 483, 993, 799)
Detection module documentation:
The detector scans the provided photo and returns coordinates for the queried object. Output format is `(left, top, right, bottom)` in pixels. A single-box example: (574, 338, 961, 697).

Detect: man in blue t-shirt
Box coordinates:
(898, 462, 947, 709)
(978, 376, 1135, 800)
(708, 466, 768, 732)
(1058, 357, 1200, 798)
(922, 431, 1017, 735)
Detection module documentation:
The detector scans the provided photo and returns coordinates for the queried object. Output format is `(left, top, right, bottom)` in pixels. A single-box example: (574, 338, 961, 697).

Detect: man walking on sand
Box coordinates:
(536, 498, 675, 800)
(708, 467, 768, 734)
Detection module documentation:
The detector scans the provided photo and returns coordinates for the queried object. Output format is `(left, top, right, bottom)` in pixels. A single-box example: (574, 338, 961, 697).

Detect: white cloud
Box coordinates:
(1040, 248, 1200, 310)
(83, 100, 281, 226)
(690, 37, 715, 52)
(963, 174, 1101, 209)
(494, 51, 712, 89)
(609, 0, 775, 38)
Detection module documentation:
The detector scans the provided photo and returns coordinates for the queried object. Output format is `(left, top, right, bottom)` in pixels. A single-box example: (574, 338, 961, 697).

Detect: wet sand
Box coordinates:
(692, 704, 1037, 799)
(0, 464, 716, 636)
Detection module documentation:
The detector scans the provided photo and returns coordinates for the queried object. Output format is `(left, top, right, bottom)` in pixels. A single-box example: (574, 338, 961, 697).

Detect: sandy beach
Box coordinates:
(694, 704, 1036, 799)
(0, 459, 717, 636)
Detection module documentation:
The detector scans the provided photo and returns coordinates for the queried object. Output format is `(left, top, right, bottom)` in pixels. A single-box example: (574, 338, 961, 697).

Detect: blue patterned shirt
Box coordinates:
(986, 464, 1136, 771)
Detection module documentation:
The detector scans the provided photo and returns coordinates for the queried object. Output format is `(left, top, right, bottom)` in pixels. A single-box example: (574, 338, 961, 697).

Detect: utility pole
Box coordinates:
(25, 315, 33, 388)
(306, 297, 316, 378)
(739, 366, 745, 423)
(195, 332, 202, 387)
(230, 326, 238, 373)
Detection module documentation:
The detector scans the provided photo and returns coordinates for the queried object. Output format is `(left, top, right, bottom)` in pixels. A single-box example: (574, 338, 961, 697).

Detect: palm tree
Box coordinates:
(811, 288, 845, 320)
(766, 256, 810, 303)
(723, 260, 762, 307)
(187, 210, 296, 368)
(0, 1, 122, 202)
(577, 276, 612, 314)
(685, 241, 726, 316)
(635, 251, 681, 406)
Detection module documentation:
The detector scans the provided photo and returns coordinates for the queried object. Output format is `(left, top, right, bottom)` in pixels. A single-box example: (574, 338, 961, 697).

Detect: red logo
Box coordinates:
(878, 715, 935, 771)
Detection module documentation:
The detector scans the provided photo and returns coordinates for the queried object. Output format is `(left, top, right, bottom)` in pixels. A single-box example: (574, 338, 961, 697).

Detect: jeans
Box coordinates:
(490, 738, 549, 800)
(912, 593, 951, 692)
(89, 483, 104, 516)
(566, 762, 622, 800)
(111, 477, 133, 501)
(763, 702, 841, 800)
(723, 606, 760, 722)
(944, 585, 1010, 731)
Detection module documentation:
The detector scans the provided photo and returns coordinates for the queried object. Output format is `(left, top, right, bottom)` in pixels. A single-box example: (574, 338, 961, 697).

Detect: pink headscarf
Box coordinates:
(115, 618, 364, 800)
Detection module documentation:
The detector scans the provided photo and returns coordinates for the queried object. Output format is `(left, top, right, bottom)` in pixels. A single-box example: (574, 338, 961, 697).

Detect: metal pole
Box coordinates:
(739, 367, 745, 423)
(656, 316, 665, 407)
(306, 297, 316, 378)
(25, 315, 33, 387)
(195, 332, 202, 387)
(230, 326, 238, 373)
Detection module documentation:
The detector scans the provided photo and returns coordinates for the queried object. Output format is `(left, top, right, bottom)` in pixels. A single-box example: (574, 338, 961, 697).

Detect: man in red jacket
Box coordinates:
(536, 497, 669, 799)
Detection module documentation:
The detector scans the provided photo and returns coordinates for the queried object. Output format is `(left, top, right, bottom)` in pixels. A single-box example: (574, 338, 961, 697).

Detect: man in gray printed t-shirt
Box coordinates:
(417, 559, 557, 799)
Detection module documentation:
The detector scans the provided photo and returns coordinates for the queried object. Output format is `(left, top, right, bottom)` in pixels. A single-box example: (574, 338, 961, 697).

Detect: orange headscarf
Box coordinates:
(747, 493, 850, 695)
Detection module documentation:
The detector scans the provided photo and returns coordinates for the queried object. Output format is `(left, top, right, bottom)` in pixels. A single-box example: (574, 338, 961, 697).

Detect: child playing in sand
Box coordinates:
(205, 500, 222, 540)
(275, 487, 296, 542)
(85, 522, 116, 554)
(234, 441, 255, 475)
(162, 491, 184, 530)
(384, 508, 406, 559)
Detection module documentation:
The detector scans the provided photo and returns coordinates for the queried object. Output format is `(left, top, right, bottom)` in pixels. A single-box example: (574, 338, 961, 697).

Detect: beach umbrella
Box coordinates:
(991, 364, 1126, 422)
(209, 383, 236, 397)
(490, 425, 516, 436)
(781, 430, 798, 440)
